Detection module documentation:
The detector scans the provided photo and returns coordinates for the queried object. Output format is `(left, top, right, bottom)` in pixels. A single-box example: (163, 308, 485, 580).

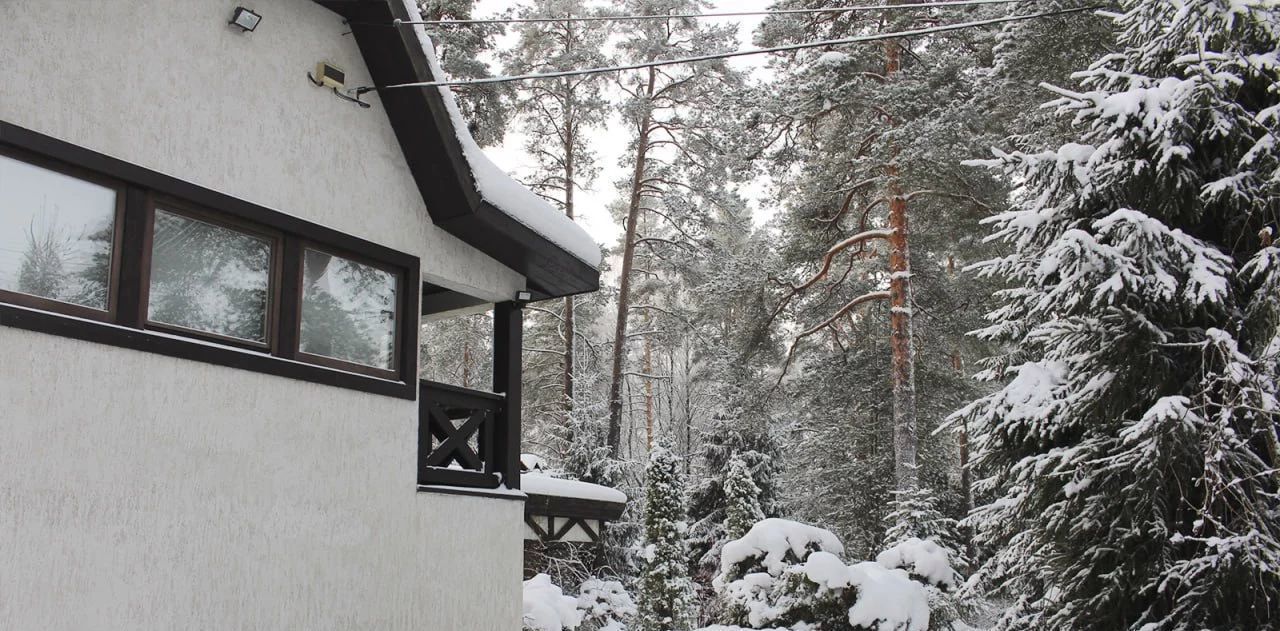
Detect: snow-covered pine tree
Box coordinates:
(723, 454, 765, 542)
(637, 444, 696, 631)
(413, 0, 509, 146)
(756, 0, 1000, 559)
(420, 312, 492, 389)
(501, 0, 614, 473)
(959, 1, 1280, 628)
(604, 0, 741, 460)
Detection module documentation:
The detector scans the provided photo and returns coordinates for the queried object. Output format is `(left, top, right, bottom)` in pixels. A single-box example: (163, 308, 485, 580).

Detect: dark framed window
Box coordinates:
(0, 121, 420, 399)
(297, 245, 402, 379)
(142, 202, 281, 349)
(0, 148, 125, 322)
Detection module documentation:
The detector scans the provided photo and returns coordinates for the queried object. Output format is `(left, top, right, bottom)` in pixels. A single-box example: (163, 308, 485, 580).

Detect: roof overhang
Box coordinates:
(313, 0, 600, 299)
(524, 492, 627, 522)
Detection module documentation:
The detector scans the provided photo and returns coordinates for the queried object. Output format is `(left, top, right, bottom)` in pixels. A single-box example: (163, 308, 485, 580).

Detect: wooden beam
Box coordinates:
(493, 301, 524, 490)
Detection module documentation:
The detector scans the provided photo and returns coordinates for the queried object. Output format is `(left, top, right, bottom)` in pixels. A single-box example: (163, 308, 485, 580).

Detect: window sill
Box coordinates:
(0, 303, 416, 400)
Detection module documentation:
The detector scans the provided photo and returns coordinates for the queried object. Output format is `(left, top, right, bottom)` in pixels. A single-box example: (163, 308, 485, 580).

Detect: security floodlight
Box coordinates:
(515, 290, 532, 303)
(230, 7, 262, 32)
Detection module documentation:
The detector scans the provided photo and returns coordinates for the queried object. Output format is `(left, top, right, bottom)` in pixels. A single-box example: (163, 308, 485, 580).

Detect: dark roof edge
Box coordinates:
(524, 493, 628, 521)
(316, 0, 600, 299)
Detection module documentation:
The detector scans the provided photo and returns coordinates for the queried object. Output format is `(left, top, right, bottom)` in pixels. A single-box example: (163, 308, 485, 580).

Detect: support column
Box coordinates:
(494, 301, 524, 490)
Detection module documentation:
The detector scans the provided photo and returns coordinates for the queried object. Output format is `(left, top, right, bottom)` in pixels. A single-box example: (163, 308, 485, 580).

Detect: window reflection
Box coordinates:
(147, 209, 273, 343)
(0, 154, 117, 310)
(300, 248, 397, 371)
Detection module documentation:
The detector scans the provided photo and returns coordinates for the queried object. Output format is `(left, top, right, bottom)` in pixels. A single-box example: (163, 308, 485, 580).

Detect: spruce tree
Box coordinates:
(637, 445, 695, 631)
(959, 1, 1280, 628)
(883, 488, 965, 571)
(722, 454, 765, 542)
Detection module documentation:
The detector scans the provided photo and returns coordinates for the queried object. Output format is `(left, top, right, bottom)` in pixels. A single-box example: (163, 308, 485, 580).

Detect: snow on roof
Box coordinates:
(522, 472, 628, 504)
(400, 1, 603, 268)
(521, 453, 550, 472)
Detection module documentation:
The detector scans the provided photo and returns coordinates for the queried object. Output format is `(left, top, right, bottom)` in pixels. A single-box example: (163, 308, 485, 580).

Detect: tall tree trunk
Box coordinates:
(607, 67, 657, 458)
(562, 75, 577, 421)
(885, 39, 919, 493)
(683, 346, 693, 475)
(952, 348, 974, 557)
(462, 337, 472, 389)
(644, 316, 655, 449)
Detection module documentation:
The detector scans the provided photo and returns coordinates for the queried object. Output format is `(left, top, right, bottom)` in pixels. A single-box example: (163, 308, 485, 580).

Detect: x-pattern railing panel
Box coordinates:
(419, 380, 507, 489)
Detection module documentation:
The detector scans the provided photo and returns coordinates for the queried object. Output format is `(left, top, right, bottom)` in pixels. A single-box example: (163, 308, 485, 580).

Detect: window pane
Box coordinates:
(300, 249, 397, 371)
(147, 209, 272, 343)
(0, 154, 117, 310)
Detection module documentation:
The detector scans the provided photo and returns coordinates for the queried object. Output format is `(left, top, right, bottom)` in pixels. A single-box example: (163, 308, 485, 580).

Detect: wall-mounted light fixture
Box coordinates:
(514, 290, 533, 303)
(308, 61, 371, 108)
(312, 62, 346, 90)
(229, 7, 262, 32)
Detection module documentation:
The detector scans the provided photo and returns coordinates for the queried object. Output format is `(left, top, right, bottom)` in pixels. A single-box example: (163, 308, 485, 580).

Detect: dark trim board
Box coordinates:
(524, 494, 627, 522)
(422, 282, 490, 316)
(416, 484, 527, 502)
(313, 0, 600, 299)
(0, 304, 417, 399)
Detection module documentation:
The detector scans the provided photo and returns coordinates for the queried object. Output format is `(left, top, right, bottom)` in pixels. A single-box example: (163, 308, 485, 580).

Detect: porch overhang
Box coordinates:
(312, 0, 600, 300)
(521, 472, 628, 544)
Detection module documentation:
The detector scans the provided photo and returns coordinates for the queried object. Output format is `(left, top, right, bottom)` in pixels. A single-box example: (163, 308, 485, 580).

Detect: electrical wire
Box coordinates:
(355, 4, 1103, 92)
(387, 0, 1039, 26)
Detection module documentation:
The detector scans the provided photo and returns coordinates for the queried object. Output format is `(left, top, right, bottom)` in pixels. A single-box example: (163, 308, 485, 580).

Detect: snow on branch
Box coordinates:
(766, 228, 894, 328)
(776, 290, 891, 384)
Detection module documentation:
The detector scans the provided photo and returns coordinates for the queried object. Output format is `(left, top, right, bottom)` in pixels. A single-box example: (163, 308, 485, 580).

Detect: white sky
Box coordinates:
(471, 0, 775, 249)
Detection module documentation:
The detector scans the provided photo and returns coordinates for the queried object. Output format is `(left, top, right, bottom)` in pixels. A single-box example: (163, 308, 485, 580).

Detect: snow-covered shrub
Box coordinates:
(876, 538, 961, 631)
(577, 578, 637, 631)
(524, 574, 585, 631)
(712, 519, 931, 630)
(876, 539, 956, 591)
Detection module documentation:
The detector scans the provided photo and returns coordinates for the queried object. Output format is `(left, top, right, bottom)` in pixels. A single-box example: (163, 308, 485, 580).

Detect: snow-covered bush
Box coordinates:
(876, 539, 956, 591)
(523, 575, 639, 631)
(524, 574, 585, 631)
(712, 519, 932, 630)
(577, 578, 637, 631)
(876, 538, 962, 631)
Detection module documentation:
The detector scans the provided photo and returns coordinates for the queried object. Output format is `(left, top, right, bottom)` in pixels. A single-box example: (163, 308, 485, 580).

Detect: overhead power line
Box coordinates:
(355, 5, 1103, 93)
(388, 0, 1038, 27)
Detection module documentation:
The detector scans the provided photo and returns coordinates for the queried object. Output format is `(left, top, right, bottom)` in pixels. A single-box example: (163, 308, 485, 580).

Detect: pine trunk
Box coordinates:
(644, 320, 654, 450)
(885, 39, 918, 493)
(562, 77, 576, 420)
(607, 67, 657, 458)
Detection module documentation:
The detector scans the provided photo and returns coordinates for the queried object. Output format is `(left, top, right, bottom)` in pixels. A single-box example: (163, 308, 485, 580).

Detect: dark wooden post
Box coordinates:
(493, 300, 524, 490)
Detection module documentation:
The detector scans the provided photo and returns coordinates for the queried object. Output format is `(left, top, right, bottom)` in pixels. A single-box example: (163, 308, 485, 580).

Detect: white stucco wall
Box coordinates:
(0, 0, 524, 301)
(0, 327, 525, 630)
(0, 1, 530, 627)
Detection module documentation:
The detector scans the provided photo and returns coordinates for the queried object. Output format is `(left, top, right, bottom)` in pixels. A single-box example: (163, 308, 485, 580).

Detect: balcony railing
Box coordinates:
(419, 380, 515, 490)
